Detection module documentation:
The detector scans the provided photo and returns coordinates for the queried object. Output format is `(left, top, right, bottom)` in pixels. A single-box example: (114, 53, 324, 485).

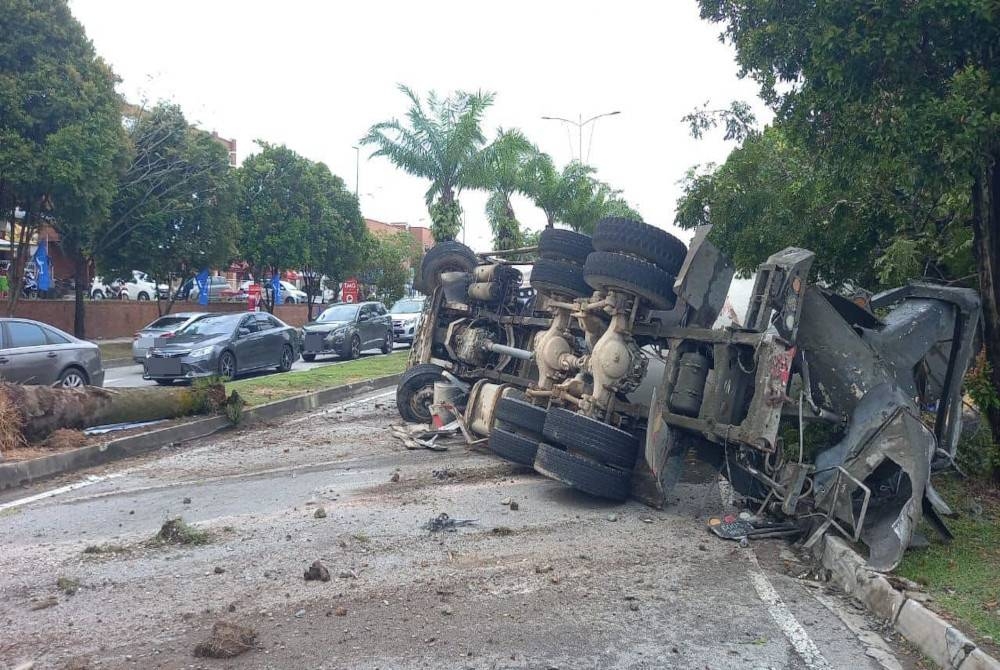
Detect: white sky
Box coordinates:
(68, 0, 765, 254)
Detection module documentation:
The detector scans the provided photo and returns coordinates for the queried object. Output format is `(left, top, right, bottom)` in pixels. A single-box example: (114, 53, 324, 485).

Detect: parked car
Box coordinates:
(0, 318, 104, 387)
(187, 276, 233, 302)
(301, 301, 392, 361)
(132, 312, 210, 363)
(143, 312, 298, 384)
(91, 271, 168, 301)
(239, 280, 308, 304)
(389, 297, 425, 345)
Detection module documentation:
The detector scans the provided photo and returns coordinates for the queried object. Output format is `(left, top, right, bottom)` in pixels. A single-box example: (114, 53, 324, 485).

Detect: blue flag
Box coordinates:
(196, 269, 209, 306)
(271, 273, 282, 305)
(35, 239, 51, 291)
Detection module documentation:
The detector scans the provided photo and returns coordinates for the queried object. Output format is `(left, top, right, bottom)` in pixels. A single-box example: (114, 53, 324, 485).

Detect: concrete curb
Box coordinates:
(0, 373, 402, 491)
(816, 535, 1000, 670)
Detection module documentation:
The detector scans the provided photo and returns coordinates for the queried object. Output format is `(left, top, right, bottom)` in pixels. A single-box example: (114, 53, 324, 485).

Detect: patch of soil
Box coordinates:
(192, 620, 257, 658)
(45, 429, 87, 451)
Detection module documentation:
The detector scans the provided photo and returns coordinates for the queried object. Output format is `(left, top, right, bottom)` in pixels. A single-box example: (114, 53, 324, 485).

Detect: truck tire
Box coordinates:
(530, 258, 592, 299)
(396, 363, 444, 424)
(542, 407, 639, 470)
(592, 217, 687, 276)
(489, 427, 538, 466)
(538, 228, 593, 265)
(583, 251, 677, 310)
(533, 442, 631, 501)
(420, 241, 477, 292)
(494, 397, 546, 436)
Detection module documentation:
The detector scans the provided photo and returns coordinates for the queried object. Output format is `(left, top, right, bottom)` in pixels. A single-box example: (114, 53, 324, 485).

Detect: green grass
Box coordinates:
(896, 475, 1000, 644)
(226, 351, 407, 406)
(97, 341, 134, 361)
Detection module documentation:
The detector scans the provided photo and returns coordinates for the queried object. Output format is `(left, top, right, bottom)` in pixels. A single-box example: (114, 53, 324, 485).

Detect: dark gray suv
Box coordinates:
(301, 302, 392, 361)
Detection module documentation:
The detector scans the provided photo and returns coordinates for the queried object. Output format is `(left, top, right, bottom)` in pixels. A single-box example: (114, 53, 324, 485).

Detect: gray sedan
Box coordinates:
(144, 312, 298, 384)
(0, 318, 104, 387)
(132, 312, 210, 362)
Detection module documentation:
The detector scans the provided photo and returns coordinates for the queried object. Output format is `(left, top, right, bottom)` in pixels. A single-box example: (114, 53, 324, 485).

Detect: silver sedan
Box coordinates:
(0, 318, 104, 387)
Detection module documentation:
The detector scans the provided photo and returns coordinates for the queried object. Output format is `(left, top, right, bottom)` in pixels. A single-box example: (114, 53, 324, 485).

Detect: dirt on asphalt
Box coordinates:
(0, 391, 922, 669)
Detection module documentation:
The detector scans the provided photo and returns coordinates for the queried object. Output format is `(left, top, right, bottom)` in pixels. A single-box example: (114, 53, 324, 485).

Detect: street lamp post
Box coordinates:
(351, 145, 360, 198)
(541, 110, 621, 162)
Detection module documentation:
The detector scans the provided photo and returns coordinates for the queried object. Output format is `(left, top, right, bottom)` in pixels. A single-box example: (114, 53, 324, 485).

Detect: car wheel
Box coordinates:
(284, 296, 293, 304)
(592, 217, 688, 276)
(420, 240, 478, 292)
(218, 351, 236, 380)
(380, 330, 393, 354)
(489, 427, 539, 466)
(137, 292, 150, 301)
(302, 353, 316, 362)
(538, 228, 593, 265)
(396, 363, 444, 423)
(345, 334, 361, 360)
(583, 251, 678, 310)
(542, 407, 639, 470)
(92, 290, 104, 300)
(530, 258, 592, 299)
(533, 442, 631, 501)
(277, 344, 294, 372)
(58, 367, 88, 388)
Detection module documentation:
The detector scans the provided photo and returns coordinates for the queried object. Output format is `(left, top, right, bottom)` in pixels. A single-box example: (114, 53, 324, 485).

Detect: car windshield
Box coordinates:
(391, 298, 424, 314)
(317, 304, 358, 322)
(179, 314, 240, 336)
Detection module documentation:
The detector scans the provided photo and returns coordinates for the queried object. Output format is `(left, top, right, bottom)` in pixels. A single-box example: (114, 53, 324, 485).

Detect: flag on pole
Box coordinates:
(196, 269, 209, 306)
(35, 239, 51, 291)
(271, 272, 282, 306)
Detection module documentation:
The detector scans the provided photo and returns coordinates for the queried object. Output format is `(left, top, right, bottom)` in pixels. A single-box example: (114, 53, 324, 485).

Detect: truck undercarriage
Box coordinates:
(398, 219, 981, 571)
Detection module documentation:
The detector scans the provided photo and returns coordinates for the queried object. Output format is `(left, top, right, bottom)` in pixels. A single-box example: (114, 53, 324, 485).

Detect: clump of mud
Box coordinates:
(155, 518, 211, 545)
(44, 429, 87, 451)
(193, 620, 257, 658)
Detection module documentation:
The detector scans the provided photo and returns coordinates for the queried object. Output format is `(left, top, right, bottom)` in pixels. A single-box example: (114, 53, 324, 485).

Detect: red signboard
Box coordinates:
(342, 278, 359, 304)
(247, 283, 262, 311)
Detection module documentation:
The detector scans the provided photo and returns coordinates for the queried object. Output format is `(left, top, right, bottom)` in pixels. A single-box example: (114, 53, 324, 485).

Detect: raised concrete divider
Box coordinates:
(0, 373, 402, 491)
(816, 534, 1000, 670)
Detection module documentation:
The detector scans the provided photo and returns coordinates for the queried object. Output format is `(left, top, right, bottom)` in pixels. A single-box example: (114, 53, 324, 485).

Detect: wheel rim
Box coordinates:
(352, 336, 360, 357)
(93, 292, 103, 300)
(220, 354, 235, 378)
(281, 347, 292, 369)
(61, 372, 84, 388)
(410, 386, 435, 421)
(385, 333, 391, 349)
(138, 293, 149, 301)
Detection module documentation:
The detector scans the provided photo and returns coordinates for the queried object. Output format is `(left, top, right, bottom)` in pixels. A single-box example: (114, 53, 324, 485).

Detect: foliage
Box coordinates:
(361, 85, 494, 242)
(469, 129, 536, 250)
(561, 172, 641, 235)
(0, 0, 127, 321)
(359, 232, 418, 306)
(98, 104, 238, 305)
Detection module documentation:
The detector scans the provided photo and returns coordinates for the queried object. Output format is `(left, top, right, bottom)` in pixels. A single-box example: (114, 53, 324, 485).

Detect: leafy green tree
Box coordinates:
(469, 129, 536, 250)
(524, 157, 593, 229)
(361, 85, 494, 242)
(694, 0, 1000, 475)
(359, 232, 417, 306)
(0, 0, 126, 331)
(98, 106, 238, 316)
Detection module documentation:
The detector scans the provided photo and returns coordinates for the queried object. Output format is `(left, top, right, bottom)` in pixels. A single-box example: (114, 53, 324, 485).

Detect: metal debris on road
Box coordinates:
(422, 512, 477, 533)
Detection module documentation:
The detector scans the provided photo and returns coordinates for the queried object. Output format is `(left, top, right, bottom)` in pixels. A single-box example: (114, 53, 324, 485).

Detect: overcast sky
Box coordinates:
(68, 0, 765, 254)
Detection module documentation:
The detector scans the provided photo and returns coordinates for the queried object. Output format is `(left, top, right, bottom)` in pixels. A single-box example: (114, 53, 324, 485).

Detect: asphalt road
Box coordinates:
(104, 343, 409, 387)
(0, 390, 921, 669)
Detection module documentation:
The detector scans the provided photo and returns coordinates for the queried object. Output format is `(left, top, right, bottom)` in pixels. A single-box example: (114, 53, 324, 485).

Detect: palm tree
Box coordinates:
(560, 171, 642, 234)
(469, 128, 536, 250)
(524, 155, 594, 229)
(361, 85, 494, 242)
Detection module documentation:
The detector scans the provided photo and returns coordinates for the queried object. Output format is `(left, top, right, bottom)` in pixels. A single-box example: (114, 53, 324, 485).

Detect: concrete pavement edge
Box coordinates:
(0, 373, 402, 492)
(815, 534, 1000, 670)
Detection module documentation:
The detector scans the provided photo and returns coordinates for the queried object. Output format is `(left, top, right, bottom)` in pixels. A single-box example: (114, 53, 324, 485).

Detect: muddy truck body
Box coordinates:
(397, 219, 980, 570)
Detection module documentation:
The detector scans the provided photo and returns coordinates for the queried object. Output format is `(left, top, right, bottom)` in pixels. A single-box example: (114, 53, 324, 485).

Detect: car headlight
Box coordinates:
(330, 327, 347, 340)
(189, 345, 214, 358)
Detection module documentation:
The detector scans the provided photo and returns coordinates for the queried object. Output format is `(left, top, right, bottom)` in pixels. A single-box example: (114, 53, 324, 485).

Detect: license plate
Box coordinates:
(147, 358, 182, 376)
(304, 332, 325, 351)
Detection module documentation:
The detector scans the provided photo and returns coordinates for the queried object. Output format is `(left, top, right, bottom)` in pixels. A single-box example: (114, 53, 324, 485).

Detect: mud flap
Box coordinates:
(632, 386, 688, 508)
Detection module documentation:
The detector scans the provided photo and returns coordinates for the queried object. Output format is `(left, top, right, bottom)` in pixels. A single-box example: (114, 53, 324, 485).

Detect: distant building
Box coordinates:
(210, 131, 238, 167)
(364, 218, 434, 253)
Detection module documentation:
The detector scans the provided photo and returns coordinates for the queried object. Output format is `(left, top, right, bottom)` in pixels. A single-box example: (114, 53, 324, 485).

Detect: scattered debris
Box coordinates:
(422, 513, 476, 533)
(337, 570, 357, 580)
(607, 514, 619, 522)
(509, 501, 519, 511)
(500, 497, 512, 506)
(389, 472, 400, 483)
(83, 419, 165, 436)
(154, 518, 210, 546)
(30, 596, 58, 610)
(535, 565, 554, 574)
(192, 621, 257, 659)
(56, 576, 79, 595)
(82, 543, 127, 556)
(314, 507, 327, 519)
(214, 566, 226, 575)
(707, 515, 801, 541)
(432, 468, 456, 480)
(182, 497, 192, 504)
(43, 428, 86, 451)
(334, 606, 347, 616)
(303, 560, 331, 582)
(491, 526, 514, 537)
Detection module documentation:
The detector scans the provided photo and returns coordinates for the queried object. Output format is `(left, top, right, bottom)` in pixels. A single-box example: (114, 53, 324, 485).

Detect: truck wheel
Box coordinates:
(583, 251, 677, 310)
(592, 217, 687, 276)
(489, 427, 538, 466)
(494, 397, 547, 436)
(420, 241, 477, 292)
(396, 363, 443, 424)
(538, 228, 593, 265)
(533, 442, 631, 501)
(530, 258, 592, 299)
(543, 408, 639, 469)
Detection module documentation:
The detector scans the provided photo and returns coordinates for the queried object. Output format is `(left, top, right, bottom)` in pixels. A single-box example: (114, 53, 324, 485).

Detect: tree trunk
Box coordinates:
(970, 149, 1000, 484)
(0, 382, 234, 449)
(73, 253, 87, 339)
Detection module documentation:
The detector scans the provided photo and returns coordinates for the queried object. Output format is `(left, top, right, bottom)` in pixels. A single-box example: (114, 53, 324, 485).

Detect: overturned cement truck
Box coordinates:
(396, 218, 980, 570)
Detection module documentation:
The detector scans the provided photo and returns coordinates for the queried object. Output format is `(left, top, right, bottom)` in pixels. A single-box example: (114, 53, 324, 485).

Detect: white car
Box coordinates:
(91, 271, 168, 301)
(239, 280, 307, 304)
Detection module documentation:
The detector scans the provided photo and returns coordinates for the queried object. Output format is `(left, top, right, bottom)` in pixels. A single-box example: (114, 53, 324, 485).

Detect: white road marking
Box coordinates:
(718, 478, 833, 670)
(0, 473, 123, 512)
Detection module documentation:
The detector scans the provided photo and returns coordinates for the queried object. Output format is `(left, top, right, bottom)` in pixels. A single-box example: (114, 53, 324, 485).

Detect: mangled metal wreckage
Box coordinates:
(396, 219, 980, 570)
